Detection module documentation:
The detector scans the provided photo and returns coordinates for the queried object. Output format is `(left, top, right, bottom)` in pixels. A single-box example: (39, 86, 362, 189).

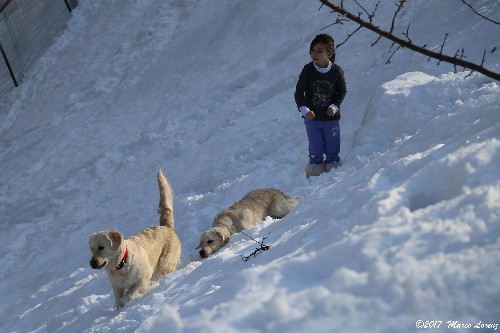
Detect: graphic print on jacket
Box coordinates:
(311, 80, 334, 109)
(294, 62, 347, 121)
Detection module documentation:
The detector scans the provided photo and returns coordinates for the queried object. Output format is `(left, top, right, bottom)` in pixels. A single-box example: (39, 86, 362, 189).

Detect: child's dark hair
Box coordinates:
(309, 34, 335, 63)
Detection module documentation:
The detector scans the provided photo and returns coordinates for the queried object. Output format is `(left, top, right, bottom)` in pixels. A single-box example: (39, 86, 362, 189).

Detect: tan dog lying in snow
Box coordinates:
(196, 188, 300, 258)
(89, 170, 181, 309)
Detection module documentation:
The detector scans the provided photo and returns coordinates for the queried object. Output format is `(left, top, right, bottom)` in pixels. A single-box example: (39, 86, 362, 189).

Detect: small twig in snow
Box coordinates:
(241, 232, 271, 261)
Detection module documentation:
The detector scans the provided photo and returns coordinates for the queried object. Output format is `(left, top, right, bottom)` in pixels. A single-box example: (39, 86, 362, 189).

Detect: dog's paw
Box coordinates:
(115, 300, 125, 309)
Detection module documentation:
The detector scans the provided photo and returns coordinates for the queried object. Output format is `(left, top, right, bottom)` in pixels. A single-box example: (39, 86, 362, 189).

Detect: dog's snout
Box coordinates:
(199, 250, 207, 258)
(90, 258, 106, 269)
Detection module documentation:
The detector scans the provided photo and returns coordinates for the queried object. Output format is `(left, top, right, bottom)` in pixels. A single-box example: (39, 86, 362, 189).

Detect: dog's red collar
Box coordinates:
(115, 246, 129, 271)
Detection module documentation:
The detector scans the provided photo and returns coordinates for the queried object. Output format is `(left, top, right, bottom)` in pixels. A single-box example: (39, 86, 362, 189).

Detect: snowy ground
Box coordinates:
(0, 0, 499, 332)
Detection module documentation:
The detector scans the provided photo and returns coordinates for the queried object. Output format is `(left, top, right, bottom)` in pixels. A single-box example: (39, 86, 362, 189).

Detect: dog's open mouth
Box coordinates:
(90, 260, 107, 269)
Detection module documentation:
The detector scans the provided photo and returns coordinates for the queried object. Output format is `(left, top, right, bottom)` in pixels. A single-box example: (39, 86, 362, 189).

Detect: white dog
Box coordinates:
(89, 170, 181, 308)
(196, 188, 300, 258)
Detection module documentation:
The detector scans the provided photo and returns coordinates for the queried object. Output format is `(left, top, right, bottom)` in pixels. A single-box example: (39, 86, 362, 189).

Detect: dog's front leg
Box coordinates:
(127, 281, 150, 301)
(112, 286, 125, 309)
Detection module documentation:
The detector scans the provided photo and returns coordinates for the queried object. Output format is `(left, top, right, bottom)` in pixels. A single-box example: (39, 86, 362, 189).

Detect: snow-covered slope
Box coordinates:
(0, 0, 498, 332)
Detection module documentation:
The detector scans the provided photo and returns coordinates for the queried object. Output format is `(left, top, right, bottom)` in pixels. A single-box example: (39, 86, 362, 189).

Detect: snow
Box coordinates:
(0, 0, 499, 332)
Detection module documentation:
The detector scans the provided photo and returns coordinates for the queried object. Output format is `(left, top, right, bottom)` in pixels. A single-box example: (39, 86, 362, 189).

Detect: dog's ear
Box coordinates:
(106, 230, 123, 250)
(215, 228, 230, 245)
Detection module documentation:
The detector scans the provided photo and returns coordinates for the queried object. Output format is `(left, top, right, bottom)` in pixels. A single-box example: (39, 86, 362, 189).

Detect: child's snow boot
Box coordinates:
(325, 161, 342, 173)
(305, 163, 325, 178)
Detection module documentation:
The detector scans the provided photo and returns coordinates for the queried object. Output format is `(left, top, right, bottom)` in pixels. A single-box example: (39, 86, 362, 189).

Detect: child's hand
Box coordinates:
(304, 111, 315, 120)
(327, 105, 338, 116)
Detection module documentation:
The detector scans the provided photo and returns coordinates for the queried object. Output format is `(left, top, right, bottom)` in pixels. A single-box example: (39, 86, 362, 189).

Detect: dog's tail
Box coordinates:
(270, 191, 301, 219)
(157, 169, 174, 229)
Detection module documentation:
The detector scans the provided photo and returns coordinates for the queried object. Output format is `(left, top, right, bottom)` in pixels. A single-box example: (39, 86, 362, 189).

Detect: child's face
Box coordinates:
(310, 43, 330, 68)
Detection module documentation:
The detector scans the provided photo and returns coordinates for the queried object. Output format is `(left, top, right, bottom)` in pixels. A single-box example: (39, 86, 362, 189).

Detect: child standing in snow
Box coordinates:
(294, 34, 347, 178)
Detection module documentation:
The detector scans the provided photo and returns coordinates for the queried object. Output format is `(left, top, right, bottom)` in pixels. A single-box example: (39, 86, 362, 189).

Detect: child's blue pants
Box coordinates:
(304, 119, 340, 165)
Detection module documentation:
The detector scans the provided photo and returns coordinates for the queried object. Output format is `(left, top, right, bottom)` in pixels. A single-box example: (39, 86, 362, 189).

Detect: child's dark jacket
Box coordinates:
(294, 62, 347, 121)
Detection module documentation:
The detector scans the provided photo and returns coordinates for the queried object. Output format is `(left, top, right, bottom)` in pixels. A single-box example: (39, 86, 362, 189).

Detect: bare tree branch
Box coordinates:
(402, 23, 412, 43)
(331, 25, 363, 48)
(386, 43, 402, 64)
(390, 0, 406, 34)
(319, 0, 500, 81)
(459, 0, 500, 25)
(436, 33, 449, 65)
(452, 48, 466, 73)
(354, 0, 380, 23)
(371, 35, 382, 47)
